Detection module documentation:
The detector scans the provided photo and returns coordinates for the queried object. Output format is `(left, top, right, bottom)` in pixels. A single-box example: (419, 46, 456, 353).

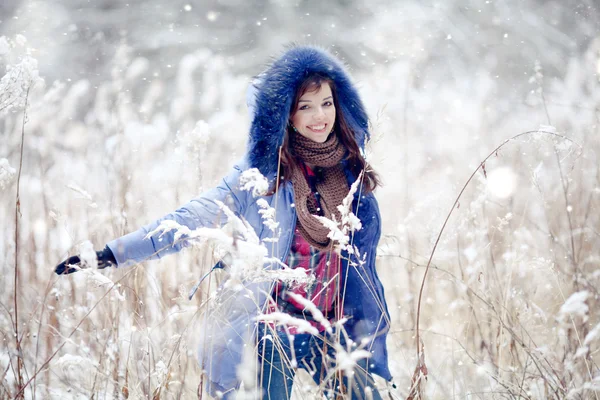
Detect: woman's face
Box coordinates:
(290, 82, 336, 143)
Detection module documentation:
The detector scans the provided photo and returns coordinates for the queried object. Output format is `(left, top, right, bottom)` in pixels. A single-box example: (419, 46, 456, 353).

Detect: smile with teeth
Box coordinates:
(308, 124, 327, 132)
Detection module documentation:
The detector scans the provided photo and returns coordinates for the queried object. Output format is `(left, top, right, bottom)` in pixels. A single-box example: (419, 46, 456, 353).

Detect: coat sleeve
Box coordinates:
(106, 164, 248, 268)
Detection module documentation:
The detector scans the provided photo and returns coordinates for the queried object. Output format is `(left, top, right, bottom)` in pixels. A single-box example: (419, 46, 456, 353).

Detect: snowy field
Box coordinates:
(1, 1, 600, 399)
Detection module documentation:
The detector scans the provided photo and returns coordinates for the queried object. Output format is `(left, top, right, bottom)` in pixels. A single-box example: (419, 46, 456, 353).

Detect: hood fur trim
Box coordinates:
(246, 46, 369, 178)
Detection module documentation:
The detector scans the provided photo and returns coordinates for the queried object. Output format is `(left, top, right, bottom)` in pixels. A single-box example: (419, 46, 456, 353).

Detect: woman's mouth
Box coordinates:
(307, 124, 327, 133)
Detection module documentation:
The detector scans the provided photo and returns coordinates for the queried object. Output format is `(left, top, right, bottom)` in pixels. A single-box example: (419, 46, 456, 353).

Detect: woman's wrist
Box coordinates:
(96, 246, 117, 268)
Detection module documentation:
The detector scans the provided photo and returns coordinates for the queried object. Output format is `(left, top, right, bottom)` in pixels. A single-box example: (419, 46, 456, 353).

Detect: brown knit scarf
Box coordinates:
(289, 130, 349, 250)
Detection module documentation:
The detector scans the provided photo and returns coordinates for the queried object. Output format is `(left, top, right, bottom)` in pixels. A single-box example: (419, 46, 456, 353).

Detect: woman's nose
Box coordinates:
(314, 107, 326, 120)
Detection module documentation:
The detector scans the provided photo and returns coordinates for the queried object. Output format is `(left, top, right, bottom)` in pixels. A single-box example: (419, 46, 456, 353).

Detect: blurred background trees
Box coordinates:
(2, 0, 599, 93)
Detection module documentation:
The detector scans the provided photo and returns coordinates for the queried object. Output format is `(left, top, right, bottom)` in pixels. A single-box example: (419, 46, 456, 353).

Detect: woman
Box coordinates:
(55, 46, 392, 399)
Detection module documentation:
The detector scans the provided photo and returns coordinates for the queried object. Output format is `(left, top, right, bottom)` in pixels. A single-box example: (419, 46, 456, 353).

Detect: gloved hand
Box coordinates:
(54, 246, 117, 275)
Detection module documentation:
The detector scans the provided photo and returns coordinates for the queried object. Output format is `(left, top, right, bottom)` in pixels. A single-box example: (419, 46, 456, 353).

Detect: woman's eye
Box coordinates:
(299, 105, 309, 111)
(323, 101, 333, 107)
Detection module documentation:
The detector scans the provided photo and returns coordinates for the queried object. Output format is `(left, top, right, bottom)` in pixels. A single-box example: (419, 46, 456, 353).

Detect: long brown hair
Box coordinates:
(279, 73, 381, 193)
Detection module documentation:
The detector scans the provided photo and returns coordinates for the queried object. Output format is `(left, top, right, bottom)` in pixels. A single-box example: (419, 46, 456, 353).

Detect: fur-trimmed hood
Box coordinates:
(246, 46, 370, 178)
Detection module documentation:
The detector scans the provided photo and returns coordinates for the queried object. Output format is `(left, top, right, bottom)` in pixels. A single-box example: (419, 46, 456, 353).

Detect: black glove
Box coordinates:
(54, 246, 117, 275)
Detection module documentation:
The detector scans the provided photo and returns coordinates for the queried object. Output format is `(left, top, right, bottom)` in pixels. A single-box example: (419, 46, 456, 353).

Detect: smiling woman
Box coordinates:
(290, 77, 336, 143)
(54, 46, 391, 400)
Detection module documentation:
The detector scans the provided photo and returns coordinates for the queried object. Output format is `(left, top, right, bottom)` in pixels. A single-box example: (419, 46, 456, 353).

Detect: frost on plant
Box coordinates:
(76, 241, 125, 299)
(67, 182, 98, 208)
(538, 124, 557, 134)
(260, 257, 314, 287)
(52, 354, 96, 392)
(256, 198, 279, 236)
(177, 119, 211, 154)
(333, 342, 372, 376)
(80, 268, 125, 302)
(583, 322, 600, 347)
(78, 240, 98, 269)
(495, 212, 513, 232)
(153, 360, 170, 388)
(146, 217, 265, 277)
(145, 202, 311, 288)
(235, 343, 261, 400)
(286, 292, 332, 333)
(240, 167, 280, 241)
(0, 35, 44, 112)
(256, 311, 319, 335)
(315, 171, 363, 254)
(0, 158, 16, 190)
(80, 268, 114, 289)
(529, 60, 544, 89)
(239, 167, 269, 197)
(558, 290, 589, 324)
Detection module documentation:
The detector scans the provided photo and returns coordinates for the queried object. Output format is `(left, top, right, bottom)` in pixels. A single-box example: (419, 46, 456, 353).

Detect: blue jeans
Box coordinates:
(256, 324, 383, 400)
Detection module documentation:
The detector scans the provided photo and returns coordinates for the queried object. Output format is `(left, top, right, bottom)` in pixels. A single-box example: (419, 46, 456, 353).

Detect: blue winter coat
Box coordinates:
(106, 46, 392, 395)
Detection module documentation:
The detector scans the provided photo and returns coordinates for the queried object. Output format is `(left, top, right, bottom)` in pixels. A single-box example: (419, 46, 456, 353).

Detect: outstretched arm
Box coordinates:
(55, 164, 249, 274)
